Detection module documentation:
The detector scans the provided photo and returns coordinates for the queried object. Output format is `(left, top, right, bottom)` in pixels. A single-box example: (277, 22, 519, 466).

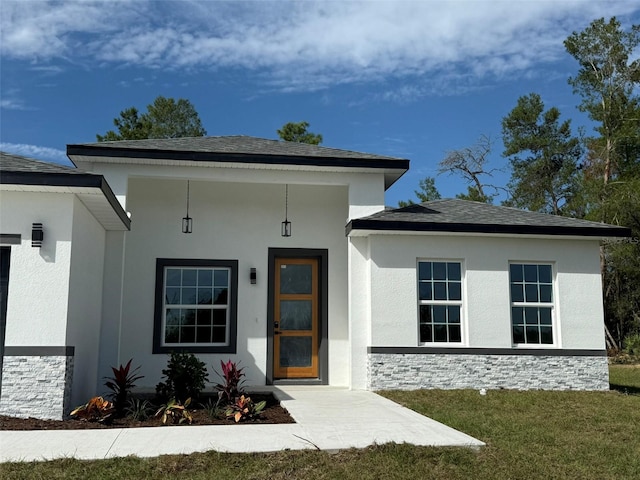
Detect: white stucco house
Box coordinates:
(0, 138, 631, 419)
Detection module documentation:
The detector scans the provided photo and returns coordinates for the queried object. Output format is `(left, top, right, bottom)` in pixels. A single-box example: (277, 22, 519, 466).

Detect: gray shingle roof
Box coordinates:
(68, 135, 406, 161)
(1, 151, 87, 175)
(347, 198, 631, 237)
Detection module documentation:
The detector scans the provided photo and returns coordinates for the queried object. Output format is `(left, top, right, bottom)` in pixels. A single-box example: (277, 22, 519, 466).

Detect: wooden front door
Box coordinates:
(273, 258, 319, 379)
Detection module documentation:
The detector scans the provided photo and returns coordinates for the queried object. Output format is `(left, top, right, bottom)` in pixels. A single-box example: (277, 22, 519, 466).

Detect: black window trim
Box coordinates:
(153, 258, 238, 354)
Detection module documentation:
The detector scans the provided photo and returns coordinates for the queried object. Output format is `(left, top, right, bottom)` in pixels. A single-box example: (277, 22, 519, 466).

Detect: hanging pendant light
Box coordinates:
(281, 184, 292, 237)
(182, 180, 193, 234)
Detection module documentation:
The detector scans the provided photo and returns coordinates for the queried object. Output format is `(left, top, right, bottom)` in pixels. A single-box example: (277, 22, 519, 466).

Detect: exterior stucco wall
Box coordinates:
(366, 234, 605, 350)
(0, 191, 74, 346)
(350, 232, 607, 391)
(109, 176, 350, 390)
(0, 191, 77, 418)
(66, 197, 107, 406)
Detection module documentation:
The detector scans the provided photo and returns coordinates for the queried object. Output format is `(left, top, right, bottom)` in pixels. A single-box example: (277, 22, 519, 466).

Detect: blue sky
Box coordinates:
(1, 1, 639, 206)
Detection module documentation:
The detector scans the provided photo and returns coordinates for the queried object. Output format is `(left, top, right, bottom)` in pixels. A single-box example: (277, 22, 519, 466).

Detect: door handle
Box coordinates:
(274, 322, 279, 328)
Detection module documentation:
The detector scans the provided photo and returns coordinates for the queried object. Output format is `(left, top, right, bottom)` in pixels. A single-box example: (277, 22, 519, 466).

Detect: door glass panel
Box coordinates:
(280, 264, 312, 294)
(279, 336, 312, 367)
(280, 300, 312, 330)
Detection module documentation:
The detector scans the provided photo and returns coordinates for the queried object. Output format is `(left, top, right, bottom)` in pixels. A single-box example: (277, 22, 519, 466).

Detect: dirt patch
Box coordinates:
(0, 394, 294, 430)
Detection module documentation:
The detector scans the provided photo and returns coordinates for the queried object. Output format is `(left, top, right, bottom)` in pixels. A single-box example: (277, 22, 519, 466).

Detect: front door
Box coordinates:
(273, 258, 319, 379)
(0, 247, 11, 396)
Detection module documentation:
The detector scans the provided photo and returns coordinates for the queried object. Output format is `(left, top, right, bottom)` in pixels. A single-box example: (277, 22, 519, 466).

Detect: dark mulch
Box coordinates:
(0, 394, 294, 430)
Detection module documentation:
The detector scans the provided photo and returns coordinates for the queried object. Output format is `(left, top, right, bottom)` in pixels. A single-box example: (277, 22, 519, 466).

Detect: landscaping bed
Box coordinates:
(0, 393, 294, 430)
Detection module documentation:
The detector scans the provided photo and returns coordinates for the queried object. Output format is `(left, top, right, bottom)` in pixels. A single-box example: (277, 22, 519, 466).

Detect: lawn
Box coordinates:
(3, 365, 640, 480)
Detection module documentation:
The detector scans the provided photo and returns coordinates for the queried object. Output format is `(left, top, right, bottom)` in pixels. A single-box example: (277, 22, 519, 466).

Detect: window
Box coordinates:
(418, 261, 462, 343)
(153, 259, 238, 353)
(509, 263, 554, 345)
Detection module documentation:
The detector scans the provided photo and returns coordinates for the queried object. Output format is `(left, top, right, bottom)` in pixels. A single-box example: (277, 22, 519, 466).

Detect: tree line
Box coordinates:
(401, 17, 639, 348)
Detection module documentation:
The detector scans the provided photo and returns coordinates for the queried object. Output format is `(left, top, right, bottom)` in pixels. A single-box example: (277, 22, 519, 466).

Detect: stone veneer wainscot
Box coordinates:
(367, 349, 609, 391)
(0, 348, 74, 420)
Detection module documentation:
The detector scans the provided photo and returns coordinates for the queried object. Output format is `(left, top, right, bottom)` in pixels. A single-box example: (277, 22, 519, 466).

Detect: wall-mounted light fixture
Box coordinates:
(182, 180, 193, 234)
(250, 268, 257, 285)
(281, 184, 292, 237)
(32, 223, 44, 248)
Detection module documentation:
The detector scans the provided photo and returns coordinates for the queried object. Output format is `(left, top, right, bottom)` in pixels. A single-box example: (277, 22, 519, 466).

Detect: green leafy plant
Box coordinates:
(156, 352, 209, 403)
(225, 395, 266, 423)
(201, 392, 226, 420)
(70, 396, 115, 423)
(155, 398, 193, 425)
(104, 358, 144, 416)
(623, 333, 640, 357)
(215, 359, 246, 404)
(126, 397, 153, 421)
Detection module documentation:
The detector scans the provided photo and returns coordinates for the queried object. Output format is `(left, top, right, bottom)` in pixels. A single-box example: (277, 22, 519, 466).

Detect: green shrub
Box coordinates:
(623, 333, 640, 357)
(155, 352, 209, 402)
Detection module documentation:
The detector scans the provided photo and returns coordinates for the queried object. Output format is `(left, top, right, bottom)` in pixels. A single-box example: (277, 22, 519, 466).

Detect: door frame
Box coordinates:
(266, 248, 328, 385)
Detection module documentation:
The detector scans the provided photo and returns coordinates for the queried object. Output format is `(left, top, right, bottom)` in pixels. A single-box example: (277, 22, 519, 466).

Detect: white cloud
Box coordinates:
(2, 1, 639, 93)
(0, 143, 70, 165)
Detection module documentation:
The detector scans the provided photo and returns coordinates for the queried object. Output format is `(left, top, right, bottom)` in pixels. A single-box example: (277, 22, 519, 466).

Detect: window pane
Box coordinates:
(540, 326, 553, 344)
(198, 269, 213, 286)
(166, 268, 182, 286)
(182, 287, 196, 304)
(198, 288, 212, 305)
(447, 263, 461, 281)
(212, 326, 226, 343)
(449, 325, 461, 342)
(419, 282, 432, 300)
(279, 336, 312, 367)
(526, 326, 539, 343)
(165, 326, 179, 343)
(539, 308, 552, 325)
(181, 327, 196, 343)
(433, 262, 447, 280)
(512, 306, 524, 325)
(213, 288, 228, 305)
(448, 306, 461, 324)
(513, 326, 525, 343)
(420, 323, 432, 343)
(182, 309, 196, 326)
(510, 264, 523, 282)
(433, 305, 447, 323)
(434, 324, 447, 342)
(448, 282, 461, 301)
(538, 265, 552, 284)
(212, 309, 227, 326)
(511, 284, 524, 302)
(433, 282, 447, 300)
(165, 287, 181, 305)
(525, 284, 538, 302)
(524, 264, 538, 282)
(214, 269, 228, 287)
(525, 307, 538, 325)
(419, 305, 432, 323)
(280, 300, 312, 330)
(166, 309, 180, 326)
(196, 326, 212, 343)
(280, 264, 312, 294)
(540, 285, 552, 303)
(182, 269, 197, 286)
(418, 262, 432, 281)
(196, 309, 212, 326)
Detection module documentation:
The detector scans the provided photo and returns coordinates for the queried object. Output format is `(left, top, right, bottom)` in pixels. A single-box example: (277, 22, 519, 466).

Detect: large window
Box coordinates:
(153, 259, 238, 353)
(509, 263, 554, 345)
(418, 261, 462, 343)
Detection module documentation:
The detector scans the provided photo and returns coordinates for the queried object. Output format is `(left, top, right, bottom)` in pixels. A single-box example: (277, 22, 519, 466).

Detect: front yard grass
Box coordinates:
(4, 365, 640, 480)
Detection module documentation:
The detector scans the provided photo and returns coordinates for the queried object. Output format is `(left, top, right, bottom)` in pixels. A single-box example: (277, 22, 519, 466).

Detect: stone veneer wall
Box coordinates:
(368, 352, 609, 391)
(0, 354, 74, 420)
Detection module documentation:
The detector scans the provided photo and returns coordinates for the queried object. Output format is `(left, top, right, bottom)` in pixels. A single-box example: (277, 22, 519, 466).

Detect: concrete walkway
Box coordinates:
(0, 387, 484, 462)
